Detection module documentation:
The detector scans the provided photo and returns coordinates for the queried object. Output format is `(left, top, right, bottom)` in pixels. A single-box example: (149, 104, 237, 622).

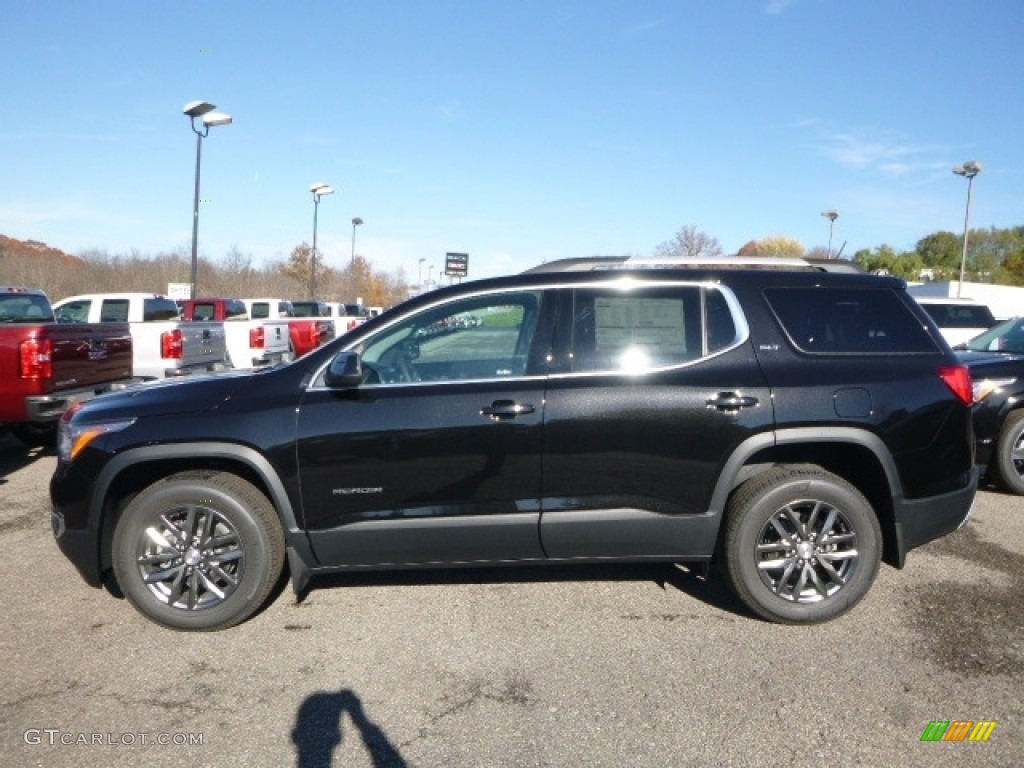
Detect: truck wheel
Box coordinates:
(11, 422, 57, 448)
(720, 466, 881, 624)
(111, 471, 285, 631)
(993, 411, 1024, 495)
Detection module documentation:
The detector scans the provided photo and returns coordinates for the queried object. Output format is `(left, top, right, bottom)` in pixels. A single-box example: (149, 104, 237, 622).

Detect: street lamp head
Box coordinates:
(201, 112, 232, 128)
(310, 183, 334, 197)
(953, 160, 982, 179)
(183, 100, 216, 118)
(352, 217, 363, 227)
(821, 209, 839, 223)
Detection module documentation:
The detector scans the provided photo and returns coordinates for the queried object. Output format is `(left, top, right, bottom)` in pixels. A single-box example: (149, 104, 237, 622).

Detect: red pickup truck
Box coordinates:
(0, 286, 138, 446)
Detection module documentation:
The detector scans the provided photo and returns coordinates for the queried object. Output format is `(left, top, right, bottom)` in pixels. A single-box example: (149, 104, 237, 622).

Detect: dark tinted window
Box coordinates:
(143, 298, 180, 322)
(920, 303, 995, 328)
(766, 287, 938, 355)
(225, 300, 248, 320)
(249, 302, 269, 319)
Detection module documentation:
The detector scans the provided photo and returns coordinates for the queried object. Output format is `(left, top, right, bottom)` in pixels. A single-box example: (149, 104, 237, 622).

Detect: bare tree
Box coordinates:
(653, 225, 723, 260)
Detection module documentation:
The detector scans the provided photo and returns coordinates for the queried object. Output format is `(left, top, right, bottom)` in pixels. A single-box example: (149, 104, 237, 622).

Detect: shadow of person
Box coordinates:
(292, 689, 407, 768)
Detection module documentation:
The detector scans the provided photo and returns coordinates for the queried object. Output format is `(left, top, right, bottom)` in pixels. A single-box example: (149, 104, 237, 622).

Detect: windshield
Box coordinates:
(964, 317, 1024, 353)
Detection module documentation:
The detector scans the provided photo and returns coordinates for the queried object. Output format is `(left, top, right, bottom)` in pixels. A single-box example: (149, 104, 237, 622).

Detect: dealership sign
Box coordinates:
(445, 252, 469, 277)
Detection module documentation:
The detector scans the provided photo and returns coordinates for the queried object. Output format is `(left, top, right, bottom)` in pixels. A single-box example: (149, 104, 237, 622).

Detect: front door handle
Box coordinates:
(481, 400, 535, 421)
(706, 392, 759, 412)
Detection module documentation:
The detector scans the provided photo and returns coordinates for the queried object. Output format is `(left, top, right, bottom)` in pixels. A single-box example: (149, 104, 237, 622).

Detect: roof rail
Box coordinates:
(522, 255, 819, 274)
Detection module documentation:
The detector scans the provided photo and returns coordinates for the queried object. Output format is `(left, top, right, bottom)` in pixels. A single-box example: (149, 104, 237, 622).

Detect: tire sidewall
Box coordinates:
(112, 478, 274, 631)
(995, 411, 1024, 495)
(727, 473, 881, 624)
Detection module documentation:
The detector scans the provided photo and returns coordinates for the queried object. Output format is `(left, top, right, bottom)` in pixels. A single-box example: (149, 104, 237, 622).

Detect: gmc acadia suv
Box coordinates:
(51, 262, 977, 630)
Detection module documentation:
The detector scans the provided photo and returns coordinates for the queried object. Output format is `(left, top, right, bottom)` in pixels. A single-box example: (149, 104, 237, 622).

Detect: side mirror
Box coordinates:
(324, 351, 363, 388)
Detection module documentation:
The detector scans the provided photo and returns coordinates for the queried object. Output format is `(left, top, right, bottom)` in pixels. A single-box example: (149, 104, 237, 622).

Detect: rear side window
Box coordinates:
(249, 302, 269, 319)
(765, 287, 939, 355)
(568, 285, 739, 373)
(920, 303, 995, 328)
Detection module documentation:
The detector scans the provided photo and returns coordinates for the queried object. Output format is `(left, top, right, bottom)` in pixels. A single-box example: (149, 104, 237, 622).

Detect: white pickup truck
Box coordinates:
(53, 293, 230, 380)
(178, 298, 291, 369)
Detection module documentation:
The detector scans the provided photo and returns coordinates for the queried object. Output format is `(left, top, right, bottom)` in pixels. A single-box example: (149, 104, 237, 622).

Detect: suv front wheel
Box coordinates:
(111, 471, 285, 631)
(721, 466, 881, 624)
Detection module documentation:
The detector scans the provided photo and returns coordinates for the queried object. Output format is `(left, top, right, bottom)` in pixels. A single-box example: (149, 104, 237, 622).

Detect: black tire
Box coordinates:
(111, 471, 285, 631)
(720, 466, 881, 624)
(992, 410, 1024, 495)
(11, 421, 57, 448)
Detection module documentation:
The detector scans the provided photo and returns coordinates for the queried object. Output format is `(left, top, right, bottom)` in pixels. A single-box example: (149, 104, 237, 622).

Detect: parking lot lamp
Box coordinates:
(310, 183, 335, 299)
(953, 161, 982, 297)
(351, 217, 363, 263)
(184, 101, 232, 299)
(821, 209, 839, 258)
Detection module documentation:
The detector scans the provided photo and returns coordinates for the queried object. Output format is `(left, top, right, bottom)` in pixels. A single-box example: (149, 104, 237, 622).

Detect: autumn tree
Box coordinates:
(653, 225, 723, 259)
(738, 235, 805, 258)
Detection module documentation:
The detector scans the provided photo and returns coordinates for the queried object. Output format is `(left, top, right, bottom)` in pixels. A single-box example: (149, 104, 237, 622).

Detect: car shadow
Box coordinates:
(292, 688, 407, 768)
(0, 432, 54, 485)
(294, 561, 756, 621)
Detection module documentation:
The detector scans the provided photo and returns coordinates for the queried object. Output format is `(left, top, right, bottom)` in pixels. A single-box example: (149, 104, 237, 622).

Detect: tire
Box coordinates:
(720, 466, 881, 624)
(111, 471, 285, 631)
(992, 410, 1024, 495)
(12, 421, 57, 448)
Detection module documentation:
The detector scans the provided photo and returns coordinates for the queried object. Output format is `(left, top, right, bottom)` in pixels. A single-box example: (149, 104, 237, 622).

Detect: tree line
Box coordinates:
(654, 225, 1024, 284)
(0, 237, 411, 308)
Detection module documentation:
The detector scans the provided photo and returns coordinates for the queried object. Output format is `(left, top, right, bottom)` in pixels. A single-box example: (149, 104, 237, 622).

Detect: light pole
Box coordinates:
(309, 182, 335, 300)
(418, 257, 426, 290)
(953, 160, 982, 297)
(821, 209, 839, 258)
(184, 100, 232, 299)
(350, 217, 363, 263)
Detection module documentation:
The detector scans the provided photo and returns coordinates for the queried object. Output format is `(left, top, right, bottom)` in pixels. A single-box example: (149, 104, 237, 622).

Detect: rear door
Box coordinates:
(539, 282, 774, 559)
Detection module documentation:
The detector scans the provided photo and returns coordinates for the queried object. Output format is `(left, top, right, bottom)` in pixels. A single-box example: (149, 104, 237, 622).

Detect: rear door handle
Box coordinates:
(481, 400, 535, 421)
(706, 392, 759, 412)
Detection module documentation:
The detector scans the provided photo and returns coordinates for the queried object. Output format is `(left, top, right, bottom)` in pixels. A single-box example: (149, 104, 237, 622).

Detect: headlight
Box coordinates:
(57, 410, 136, 463)
(972, 377, 1016, 404)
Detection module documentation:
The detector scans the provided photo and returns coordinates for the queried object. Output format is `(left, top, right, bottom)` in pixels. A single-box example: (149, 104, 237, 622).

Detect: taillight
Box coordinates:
(161, 329, 183, 359)
(249, 326, 265, 349)
(938, 364, 973, 405)
(310, 325, 321, 346)
(19, 337, 53, 379)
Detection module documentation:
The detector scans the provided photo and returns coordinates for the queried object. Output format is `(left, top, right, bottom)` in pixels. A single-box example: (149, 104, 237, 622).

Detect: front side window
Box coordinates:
(54, 299, 92, 323)
(142, 298, 180, 322)
(358, 291, 544, 384)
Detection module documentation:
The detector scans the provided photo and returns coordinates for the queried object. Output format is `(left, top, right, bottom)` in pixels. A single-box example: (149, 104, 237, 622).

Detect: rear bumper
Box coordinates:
(891, 467, 979, 567)
(25, 378, 145, 421)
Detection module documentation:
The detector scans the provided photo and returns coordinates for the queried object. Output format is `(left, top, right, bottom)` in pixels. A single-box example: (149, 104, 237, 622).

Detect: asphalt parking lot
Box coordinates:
(2, 432, 1021, 768)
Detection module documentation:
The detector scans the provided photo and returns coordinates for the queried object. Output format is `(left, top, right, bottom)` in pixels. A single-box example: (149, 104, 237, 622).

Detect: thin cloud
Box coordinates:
(765, 0, 795, 15)
(624, 17, 670, 37)
(816, 129, 947, 177)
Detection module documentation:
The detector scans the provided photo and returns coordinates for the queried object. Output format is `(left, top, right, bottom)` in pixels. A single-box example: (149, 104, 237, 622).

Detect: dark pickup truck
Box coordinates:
(0, 286, 137, 446)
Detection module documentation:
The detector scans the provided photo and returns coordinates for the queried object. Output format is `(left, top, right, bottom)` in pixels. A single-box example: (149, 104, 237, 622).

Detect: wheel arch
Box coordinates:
(91, 443, 312, 579)
(710, 428, 902, 567)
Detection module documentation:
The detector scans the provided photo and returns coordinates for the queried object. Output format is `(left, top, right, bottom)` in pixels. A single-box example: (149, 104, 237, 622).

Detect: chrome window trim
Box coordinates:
(306, 278, 751, 390)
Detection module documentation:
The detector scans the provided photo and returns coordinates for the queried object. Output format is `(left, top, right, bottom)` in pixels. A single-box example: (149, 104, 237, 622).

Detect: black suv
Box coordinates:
(957, 316, 1024, 494)
(51, 263, 977, 630)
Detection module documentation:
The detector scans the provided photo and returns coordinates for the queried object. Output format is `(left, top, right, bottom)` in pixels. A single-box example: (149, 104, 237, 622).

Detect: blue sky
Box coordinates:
(3, 0, 1022, 282)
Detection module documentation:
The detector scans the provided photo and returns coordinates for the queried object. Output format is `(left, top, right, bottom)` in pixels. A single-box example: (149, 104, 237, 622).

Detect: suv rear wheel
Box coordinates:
(721, 466, 881, 624)
(111, 471, 285, 631)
